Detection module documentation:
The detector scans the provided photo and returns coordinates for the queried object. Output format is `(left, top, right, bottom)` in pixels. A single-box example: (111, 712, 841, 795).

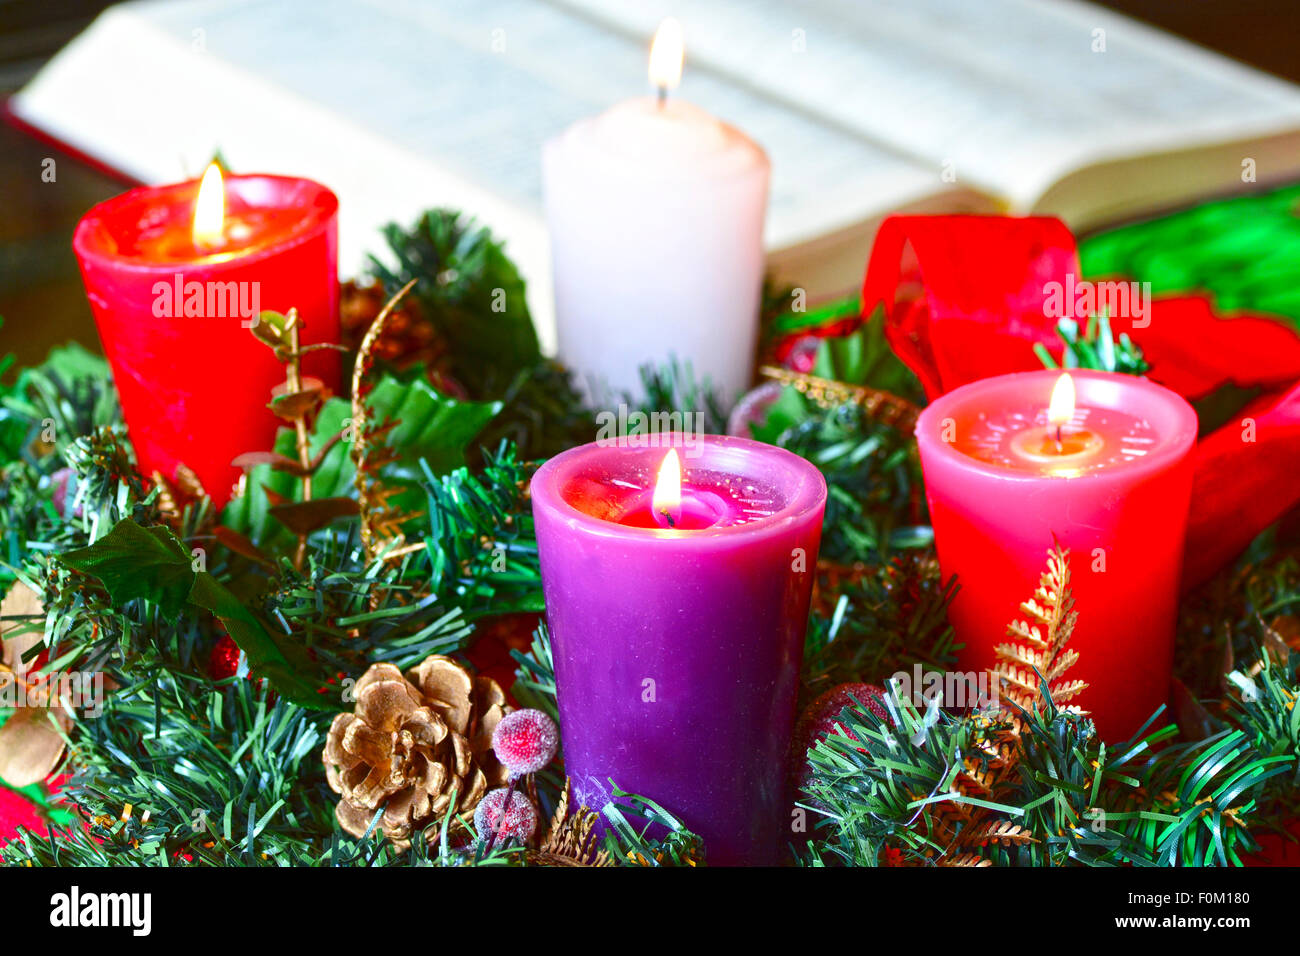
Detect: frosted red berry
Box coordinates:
(790, 683, 889, 797)
(799, 683, 889, 748)
(474, 787, 538, 844)
(491, 708, 559, 778)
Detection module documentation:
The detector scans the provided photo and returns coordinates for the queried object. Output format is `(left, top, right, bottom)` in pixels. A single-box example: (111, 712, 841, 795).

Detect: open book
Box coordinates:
(13, 0, 1300, 351)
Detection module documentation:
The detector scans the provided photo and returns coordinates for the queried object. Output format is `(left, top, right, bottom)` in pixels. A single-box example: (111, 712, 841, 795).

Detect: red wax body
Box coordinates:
(73, 175, 339, 504)
(916, 370, 1197, 740)
(531, 435, 826, 865)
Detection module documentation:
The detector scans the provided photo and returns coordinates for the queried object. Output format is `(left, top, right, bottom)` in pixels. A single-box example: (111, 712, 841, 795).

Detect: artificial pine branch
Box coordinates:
(801, 547, 1090, 866)
(1035, 312, 1150, 376)
(751, 396, 929, 564)
(801, 550, 958, 702)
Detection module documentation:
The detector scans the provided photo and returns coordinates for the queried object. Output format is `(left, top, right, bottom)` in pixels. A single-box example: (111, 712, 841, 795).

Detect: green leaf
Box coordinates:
(250, 310, 291, 350)
(747, 385, 808, 444)
(369, 210, 541, 395)
(188, 572, 336, 711)
(366, 370, 502, 478)
(810, 307, 924, 400)
(58, 519, 335, 711)
(222, 371, 499, 549)
(59, 519, 195, 617)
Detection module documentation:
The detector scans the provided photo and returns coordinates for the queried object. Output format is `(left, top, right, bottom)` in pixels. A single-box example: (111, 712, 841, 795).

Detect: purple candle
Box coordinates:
(531, 434, 826, 865)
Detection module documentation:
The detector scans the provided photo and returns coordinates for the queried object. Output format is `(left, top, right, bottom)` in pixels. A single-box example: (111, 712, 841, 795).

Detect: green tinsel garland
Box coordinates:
(0, 203, 1297, 867)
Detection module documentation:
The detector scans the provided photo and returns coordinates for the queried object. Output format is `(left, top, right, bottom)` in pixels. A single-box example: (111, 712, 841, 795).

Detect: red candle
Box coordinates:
(73, 166, 339, 504)
(915, 370, 1197, 740)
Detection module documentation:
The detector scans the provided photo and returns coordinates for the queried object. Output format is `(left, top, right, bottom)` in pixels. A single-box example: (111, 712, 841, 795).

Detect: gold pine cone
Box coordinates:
(324, 656, 511, 849)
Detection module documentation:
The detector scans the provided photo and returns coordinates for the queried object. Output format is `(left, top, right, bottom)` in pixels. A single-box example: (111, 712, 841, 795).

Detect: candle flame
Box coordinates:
(648, 18, 684, 92)
(1048, 372, 1075, 427)
(652, 449, 682, 526)
(192, 163, 226, 246)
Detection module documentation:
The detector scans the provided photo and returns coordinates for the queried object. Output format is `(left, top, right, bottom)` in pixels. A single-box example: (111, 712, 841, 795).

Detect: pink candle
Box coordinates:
(916, 370, 1197, 740)
(531, 434, 826, 865)
(73, 166, 339, 505)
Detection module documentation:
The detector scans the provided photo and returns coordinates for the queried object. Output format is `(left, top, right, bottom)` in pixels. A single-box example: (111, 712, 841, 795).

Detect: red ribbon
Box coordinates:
(862, 214, 1300, 589)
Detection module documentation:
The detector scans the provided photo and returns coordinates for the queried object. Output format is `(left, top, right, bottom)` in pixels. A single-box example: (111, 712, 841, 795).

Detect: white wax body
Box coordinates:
(542, 97, 769, 405)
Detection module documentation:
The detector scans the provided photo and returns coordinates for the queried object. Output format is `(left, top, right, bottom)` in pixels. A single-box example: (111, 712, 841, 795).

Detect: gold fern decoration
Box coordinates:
(929, 544, 1087, 866)
(992, 543, 1089, 717)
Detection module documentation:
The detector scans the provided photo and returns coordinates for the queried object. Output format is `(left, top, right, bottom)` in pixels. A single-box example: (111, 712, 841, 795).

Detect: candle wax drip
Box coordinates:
(959, 405, 1156, 474)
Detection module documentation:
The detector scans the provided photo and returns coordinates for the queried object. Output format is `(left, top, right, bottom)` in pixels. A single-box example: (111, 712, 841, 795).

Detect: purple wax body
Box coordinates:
(531, 434, 826, 865)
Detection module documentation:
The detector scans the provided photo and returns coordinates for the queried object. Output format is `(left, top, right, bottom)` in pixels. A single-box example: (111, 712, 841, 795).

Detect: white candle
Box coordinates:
(542, 19, 770, 406)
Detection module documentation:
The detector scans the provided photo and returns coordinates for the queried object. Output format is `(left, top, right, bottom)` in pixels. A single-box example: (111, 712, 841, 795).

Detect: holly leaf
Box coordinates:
(58, 519, 196, 617)
(58, 519, 336, 711)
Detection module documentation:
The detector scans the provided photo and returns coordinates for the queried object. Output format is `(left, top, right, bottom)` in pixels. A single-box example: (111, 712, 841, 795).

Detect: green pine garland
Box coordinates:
(0, 207, 1297, 867)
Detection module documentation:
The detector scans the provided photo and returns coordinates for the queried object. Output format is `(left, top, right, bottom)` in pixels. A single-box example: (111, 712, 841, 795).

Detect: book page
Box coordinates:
(556, 0, 1300, 206)
(104, 0, 951, 249)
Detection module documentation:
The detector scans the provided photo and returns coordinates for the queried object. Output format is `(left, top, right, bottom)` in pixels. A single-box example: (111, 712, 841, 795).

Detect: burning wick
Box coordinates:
(649, 18, 683, 111)
(652, 448, 683, 529)
(1047, 372, 1075, 453)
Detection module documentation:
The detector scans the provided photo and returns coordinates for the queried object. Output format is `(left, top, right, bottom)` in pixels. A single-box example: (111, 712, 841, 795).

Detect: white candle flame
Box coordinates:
(648, 18, 684, 93)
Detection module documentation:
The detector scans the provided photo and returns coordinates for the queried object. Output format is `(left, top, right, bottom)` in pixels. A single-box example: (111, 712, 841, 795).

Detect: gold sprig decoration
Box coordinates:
(350, 279, 427, 565)
(150, 463, 210, 534)
(527, 779, 613, 867)
(758, 364, 920, 432)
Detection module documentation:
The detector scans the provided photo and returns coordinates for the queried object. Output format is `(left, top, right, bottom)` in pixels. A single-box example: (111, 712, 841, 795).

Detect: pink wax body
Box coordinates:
(916, 370, 1198, 740)
(531, 435, 826, 865)
(73, 174, 339, 505)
